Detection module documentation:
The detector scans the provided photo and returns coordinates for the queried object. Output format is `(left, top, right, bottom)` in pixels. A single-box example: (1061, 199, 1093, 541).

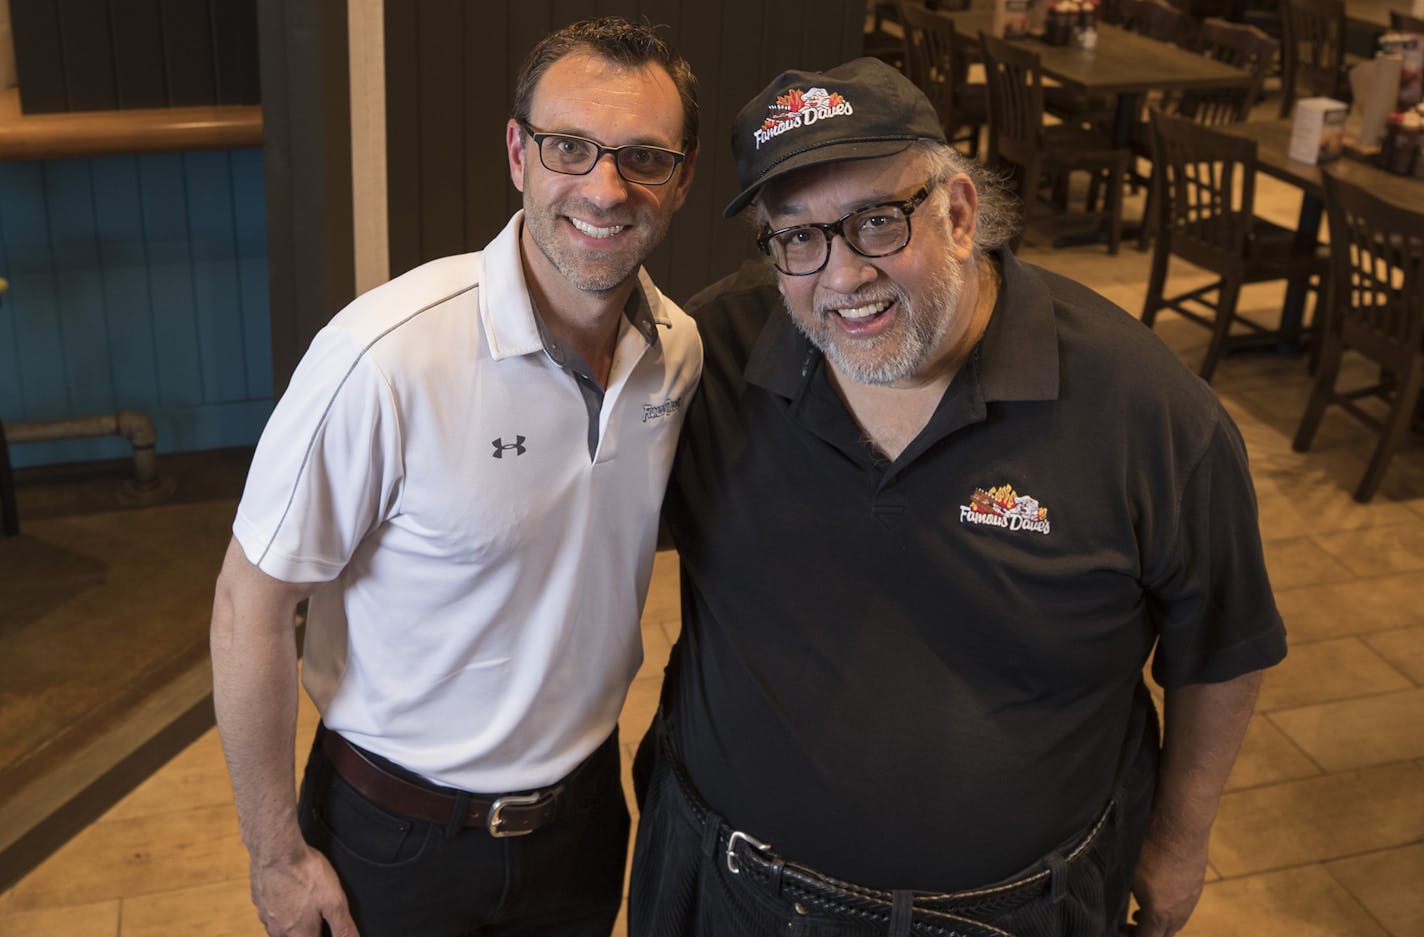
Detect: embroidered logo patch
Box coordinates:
(960, 485, 1051, 535)
(754, 86, 854, 149)
(642, 396, 683, 423)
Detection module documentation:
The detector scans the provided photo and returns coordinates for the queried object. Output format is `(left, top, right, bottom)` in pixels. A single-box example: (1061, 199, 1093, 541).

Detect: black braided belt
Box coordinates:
(666, 740, 1113, 937)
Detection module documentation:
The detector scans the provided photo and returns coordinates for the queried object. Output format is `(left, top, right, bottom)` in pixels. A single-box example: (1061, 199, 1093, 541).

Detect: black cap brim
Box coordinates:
(722, 138, 917, 218)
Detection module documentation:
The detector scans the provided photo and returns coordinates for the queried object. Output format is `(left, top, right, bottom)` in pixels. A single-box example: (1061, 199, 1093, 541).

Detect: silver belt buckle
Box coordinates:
(487, 792, 542, 837)
(726, 830, 773, 874)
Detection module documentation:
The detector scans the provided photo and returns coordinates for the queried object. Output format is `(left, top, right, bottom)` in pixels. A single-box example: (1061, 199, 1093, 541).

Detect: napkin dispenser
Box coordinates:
(1351, 55, 1403, 147)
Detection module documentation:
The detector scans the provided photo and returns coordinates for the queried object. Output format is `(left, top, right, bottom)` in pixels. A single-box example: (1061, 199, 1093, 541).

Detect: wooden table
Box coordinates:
(943, 12, 1252, 244)
(1344, 0, 1407, 30)
(1219, 118, 1424, 343)
(941, 13, 1252, 112)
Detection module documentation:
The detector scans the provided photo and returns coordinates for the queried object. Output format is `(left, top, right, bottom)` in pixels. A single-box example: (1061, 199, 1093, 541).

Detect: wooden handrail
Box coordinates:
(0, 87, 262, 161)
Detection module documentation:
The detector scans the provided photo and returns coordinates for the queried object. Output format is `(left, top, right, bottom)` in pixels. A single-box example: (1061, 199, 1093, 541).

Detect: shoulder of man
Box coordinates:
(327, 252, 483, 344)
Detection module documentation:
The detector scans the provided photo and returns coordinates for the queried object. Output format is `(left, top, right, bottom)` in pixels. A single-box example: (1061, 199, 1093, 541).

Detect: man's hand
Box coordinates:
(1121, 823, 1208, 937)
(251, 845, 360, 937)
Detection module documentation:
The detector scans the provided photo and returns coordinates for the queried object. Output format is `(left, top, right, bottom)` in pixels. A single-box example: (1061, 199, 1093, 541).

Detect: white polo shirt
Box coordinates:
(233, 212, 702, 792)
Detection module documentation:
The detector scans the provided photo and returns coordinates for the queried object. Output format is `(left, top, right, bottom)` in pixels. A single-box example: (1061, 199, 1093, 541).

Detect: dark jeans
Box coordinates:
(628, 717, 1156, 937)
(298, 725, 630, 937)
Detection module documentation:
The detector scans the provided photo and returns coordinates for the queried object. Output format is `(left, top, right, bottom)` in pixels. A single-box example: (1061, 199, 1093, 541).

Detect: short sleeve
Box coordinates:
(1147, 414, 1287, 688)
(232, 327, 405, 583)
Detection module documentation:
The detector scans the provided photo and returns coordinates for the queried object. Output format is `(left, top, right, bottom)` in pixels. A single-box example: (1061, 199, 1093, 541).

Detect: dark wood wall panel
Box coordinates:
(10, 0, 262, 114)
(9, 1, 66, 113)
(213, 0, 263, 104)
(256, 0, 354, 397)
(58, 0, 118, 111)
(112, 0, 169, 109)
(384, 0, 865, 305)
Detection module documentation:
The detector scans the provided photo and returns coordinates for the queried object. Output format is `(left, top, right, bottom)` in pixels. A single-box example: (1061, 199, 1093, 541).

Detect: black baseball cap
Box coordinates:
(724, 56, 947, 218)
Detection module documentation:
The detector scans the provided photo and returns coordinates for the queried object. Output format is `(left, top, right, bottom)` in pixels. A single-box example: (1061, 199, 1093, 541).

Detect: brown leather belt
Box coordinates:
(321, 730, 562, 837)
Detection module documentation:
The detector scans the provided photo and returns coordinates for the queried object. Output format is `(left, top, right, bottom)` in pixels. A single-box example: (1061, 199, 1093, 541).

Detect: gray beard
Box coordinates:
(787, 254, 963, 386)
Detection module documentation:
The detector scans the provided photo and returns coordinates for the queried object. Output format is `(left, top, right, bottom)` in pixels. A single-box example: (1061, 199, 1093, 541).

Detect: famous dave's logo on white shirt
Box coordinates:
(642, 395, 683, 423)
(754, 86, 854, 149)
(960, 484, 1051, 535)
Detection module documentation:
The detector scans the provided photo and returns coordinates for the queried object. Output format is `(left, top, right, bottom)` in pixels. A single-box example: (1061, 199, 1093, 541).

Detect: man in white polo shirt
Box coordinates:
(209, 17, 701, 937)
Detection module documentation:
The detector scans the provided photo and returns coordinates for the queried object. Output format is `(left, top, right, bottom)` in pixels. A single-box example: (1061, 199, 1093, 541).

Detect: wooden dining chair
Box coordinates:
(1279, 0, 1349, 117)
(1119, 0, 1189, 42)
(865, 0, 908, 69)
(1292, 172, 1424, 502)
(1184, 18, 1279, 119)
(1141, 109, 1322, 381)
(1131, 18, 1280, 248)
(899, 2, 987, 157)
(979, 32, 1131, 253)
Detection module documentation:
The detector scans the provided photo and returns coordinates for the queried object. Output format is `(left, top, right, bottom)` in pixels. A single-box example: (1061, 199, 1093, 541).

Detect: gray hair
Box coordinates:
(908, 141, 1019, 253)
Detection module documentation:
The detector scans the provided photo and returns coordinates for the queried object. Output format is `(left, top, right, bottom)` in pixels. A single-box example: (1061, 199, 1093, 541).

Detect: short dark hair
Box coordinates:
(511, 17, 699, 153)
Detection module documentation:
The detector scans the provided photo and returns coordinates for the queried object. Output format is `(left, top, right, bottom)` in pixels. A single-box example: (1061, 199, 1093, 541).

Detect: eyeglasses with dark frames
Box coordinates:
(518, 120, 687, 186)
(756, 184, 934, 276)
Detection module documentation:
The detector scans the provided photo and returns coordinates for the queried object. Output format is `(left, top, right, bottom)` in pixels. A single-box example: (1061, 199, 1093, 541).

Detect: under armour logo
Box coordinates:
(491, 436, 526, 458)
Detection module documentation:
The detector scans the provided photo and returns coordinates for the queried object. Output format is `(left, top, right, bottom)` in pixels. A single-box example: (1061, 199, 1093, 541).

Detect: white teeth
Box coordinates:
(835, 300, 892, 320)
(570, 217, 625, 238)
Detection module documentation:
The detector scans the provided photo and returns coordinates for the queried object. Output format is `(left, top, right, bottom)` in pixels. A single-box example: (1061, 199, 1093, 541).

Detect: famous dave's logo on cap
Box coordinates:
(754, 86, 855, 149)
(960, 485, 1051, 535)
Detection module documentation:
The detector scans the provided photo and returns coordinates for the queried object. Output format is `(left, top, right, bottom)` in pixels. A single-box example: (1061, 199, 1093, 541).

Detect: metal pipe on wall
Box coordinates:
(2, 410, 160, 488)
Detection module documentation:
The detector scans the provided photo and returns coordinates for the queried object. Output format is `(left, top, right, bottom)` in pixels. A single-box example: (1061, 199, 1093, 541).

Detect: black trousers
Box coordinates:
(628, 717, 1157, 937)
(298, 725, 630, 937)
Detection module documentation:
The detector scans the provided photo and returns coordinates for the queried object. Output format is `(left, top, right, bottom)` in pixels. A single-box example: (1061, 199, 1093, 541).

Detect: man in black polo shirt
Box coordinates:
(629, 58, 1285, 937)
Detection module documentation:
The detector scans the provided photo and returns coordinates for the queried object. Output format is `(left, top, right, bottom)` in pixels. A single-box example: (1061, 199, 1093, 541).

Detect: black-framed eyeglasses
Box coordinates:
(756, 185, 934, 276)
(518, 120, 687, 186)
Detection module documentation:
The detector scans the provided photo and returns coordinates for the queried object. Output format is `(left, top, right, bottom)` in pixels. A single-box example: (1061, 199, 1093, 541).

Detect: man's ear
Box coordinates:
(670, 145, 698, 211)
(945, 172, 979, 261)
(506, 118, 528, 193)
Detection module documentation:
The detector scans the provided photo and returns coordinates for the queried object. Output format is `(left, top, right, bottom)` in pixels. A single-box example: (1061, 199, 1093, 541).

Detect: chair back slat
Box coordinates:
(1149, 108, 1258, 270)
(900, 4, 969, 138)
(1322, 172, 1424, 366)
(1119, 0, 1186, 41)
(1281, 0, 1347, 113)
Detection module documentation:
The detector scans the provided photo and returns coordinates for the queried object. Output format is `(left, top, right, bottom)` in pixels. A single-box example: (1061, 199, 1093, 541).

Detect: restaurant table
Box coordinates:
(942, 11, 1252, 245)
(1342, 0, 1411, 57)
(939, 13, 1252, 147)
(1217, 118, 1424, 345)
(1345, 0, 1405, 30)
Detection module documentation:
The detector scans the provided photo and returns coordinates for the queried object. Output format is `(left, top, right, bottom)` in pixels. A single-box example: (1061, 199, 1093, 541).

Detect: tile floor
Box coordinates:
(1, 164, 1423, 937)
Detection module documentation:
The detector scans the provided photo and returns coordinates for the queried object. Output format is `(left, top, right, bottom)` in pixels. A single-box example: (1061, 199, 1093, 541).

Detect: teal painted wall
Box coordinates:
(0, 147, 272, 468)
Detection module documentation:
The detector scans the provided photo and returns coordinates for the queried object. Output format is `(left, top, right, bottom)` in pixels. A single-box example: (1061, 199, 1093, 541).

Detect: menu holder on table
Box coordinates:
(1290, 97, 1348, 165)
(995, 0, 1035, 37)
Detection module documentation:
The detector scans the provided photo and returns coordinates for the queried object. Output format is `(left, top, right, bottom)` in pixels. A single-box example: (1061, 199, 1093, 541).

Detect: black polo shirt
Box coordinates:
(662, 249, 1286, 891)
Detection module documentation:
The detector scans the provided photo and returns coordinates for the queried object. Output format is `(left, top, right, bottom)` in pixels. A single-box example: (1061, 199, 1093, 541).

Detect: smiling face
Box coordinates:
(507, 52, 694, 298)
(759, 152, 980, 389)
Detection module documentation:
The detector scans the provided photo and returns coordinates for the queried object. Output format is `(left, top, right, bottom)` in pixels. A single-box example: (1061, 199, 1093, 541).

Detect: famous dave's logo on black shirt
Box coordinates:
(960, 485, 1051, 535)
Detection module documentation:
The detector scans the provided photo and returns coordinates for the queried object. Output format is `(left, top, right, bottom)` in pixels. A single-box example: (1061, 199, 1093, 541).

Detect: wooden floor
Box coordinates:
(1, 167, 1422, 936)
